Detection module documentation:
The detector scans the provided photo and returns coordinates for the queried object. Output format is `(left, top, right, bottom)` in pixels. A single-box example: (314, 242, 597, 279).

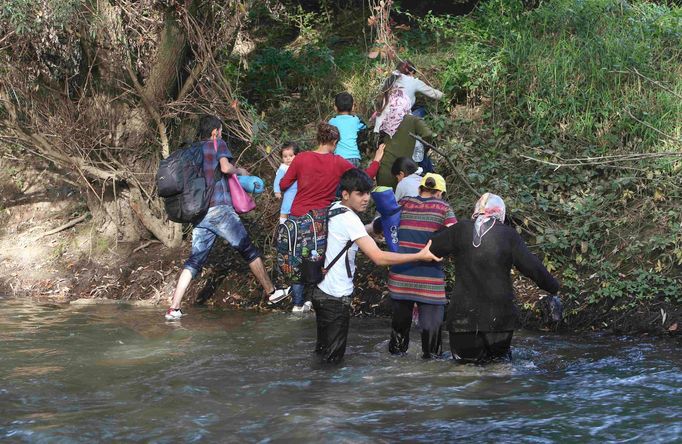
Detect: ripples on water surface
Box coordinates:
(0, 299, 680, 443)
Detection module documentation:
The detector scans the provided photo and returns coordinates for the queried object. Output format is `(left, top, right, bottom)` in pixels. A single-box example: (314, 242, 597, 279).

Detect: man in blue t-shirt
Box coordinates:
(165, 115, 288, 320)
(328, 92, 367, 167)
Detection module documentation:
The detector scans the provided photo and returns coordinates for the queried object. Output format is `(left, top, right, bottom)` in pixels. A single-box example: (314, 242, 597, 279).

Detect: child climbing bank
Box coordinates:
(273, 142, 299, 224)
(329, 92, 367, 167)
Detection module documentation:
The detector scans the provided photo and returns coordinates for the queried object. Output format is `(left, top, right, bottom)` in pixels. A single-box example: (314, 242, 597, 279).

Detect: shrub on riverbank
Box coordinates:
(232, 0, 681, 326)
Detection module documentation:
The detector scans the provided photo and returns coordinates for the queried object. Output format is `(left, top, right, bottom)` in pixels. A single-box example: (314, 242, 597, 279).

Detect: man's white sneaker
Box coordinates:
(292, 301, 313, 313)
(268, 287, 291, 304)
(165, 308, 184, 320)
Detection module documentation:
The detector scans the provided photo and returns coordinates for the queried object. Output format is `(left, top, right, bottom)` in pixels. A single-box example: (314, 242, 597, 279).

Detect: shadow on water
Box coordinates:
(0, 299, 680, 442)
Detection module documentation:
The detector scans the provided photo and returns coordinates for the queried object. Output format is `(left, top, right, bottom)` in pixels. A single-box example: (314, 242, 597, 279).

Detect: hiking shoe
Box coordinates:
(302, 301, 313, 312)
(268, 286, 291, 304)
(165, 308, 184, 320)
(292, 305, 304, 313)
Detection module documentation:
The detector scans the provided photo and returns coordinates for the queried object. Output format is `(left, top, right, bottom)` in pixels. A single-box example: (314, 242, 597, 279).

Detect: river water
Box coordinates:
(1, 299, 680, 443)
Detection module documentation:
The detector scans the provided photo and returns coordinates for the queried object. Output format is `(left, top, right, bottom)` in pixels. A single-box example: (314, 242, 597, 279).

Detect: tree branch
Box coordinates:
(124, 62, 170, 158)
(520, 152, 682, 169)
(409, 133, 479, 197)
(625, 108, 682, 145)
(35, 213, 90, 240)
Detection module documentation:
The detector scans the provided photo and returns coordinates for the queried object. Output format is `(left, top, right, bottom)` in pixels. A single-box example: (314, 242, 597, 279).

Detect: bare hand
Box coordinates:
(418, 240, 443, 262)
(275, 192, 282, 199)
(373, 143, 386, 162)
(236, 167, 250, 176)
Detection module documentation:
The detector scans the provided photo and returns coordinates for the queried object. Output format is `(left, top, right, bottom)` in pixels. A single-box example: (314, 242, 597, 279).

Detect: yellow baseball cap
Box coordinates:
(420, 173, 446, 192)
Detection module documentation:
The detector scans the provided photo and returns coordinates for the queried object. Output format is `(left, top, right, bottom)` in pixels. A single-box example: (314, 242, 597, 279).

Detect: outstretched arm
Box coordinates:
(414, 78, 444, 101)
(511, 231, 560, 293)
(356, 237, 441, 266)
(363, 143, 385, 178)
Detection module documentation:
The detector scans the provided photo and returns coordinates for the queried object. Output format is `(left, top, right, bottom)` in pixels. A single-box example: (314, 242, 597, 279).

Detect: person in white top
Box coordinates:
(374, 60, 444, 134)
(391, 157, 423, 202)
(312, 168, 442, 363)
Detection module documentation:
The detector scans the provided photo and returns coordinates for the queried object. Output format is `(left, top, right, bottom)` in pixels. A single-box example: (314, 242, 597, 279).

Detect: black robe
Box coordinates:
(430, 220, 560, 332)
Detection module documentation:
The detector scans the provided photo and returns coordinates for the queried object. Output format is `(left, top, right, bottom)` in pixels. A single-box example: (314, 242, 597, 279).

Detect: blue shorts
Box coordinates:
(183, 205, 261, 278)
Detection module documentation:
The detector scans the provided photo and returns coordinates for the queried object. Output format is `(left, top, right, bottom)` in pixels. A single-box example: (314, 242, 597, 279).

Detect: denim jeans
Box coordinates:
(411, 106, 427, 118)
(183, 205, 260, 278)
(291, 283, 305, 306)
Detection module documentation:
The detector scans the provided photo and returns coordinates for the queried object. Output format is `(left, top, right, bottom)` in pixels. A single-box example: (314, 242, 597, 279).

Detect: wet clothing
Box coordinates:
(329, 114, 366, 162)
(449, 331, 514, 363)
(376, 116, 432, 189)
(280, 151, 379, 217)
(311, 287, 352, 363)
(429, 220, 559, 332)
(312, 205, 368, 363)
(389, 299, 444, 359)
(201, 138, 233, 207)
(388, 196, 457, 305)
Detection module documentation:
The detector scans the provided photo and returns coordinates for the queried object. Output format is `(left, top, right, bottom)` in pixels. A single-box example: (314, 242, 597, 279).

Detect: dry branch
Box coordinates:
(410, 133, 479, 197)
(133, 239, 161, 253)
(35, 213, 89, 240)
(625, 109, 682, 145)
(520, 152, 682, 169)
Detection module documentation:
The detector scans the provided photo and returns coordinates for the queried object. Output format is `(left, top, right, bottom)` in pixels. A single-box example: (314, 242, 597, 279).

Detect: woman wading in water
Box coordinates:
(429, 193, 560, 363)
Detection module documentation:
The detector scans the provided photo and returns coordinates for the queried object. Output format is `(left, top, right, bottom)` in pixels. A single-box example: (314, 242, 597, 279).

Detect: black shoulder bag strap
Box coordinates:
(323, 240, 354, 278)
(323, 203, 354, 278)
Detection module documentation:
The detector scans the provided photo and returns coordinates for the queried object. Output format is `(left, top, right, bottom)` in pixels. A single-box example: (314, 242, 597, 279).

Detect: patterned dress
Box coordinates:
(388, 196, 457, 305)
(379, 88, 412, 137)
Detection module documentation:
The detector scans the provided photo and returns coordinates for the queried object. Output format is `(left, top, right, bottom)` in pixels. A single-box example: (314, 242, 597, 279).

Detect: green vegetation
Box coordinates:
(1, 0, 678, 325)
(231, 0, 681, 316)
(0, 0, 81, 35)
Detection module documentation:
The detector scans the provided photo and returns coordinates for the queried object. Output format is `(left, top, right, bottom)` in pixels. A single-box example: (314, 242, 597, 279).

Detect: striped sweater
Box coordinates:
(388, 196, 457, 305)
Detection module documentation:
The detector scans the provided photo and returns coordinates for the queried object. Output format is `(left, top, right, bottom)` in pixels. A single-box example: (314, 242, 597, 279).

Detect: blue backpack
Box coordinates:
(156, 143, 220, 223)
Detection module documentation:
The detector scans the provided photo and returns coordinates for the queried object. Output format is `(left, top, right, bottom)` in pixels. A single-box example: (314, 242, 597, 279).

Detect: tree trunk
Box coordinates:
(1, 1, 249, 250)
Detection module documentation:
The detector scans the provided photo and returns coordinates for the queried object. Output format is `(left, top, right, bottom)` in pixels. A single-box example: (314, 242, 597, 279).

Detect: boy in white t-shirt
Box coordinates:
(312, 169, 442, 363)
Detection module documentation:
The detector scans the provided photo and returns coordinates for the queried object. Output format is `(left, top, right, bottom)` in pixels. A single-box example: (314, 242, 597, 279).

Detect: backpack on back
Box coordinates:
(156, 143, 220, 224)
(276, 203, 349, 285)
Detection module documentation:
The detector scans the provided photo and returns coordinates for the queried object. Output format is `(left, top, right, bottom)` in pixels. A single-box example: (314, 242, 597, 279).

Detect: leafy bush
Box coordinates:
(392, 0, 682, 309)
(236, 0, 681, 313)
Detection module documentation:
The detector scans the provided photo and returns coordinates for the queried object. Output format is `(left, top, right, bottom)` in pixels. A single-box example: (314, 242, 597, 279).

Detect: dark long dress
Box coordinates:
(429, 220, 559, 361)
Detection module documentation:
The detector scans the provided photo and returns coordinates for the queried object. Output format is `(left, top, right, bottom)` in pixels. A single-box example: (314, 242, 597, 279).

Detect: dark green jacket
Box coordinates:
(376, 115, 433, 189)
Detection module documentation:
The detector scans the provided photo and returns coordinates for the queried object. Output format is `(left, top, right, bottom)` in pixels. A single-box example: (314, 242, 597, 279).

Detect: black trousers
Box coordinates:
(389, 299, 445, 359)
(311, 287, 351, 364)
(448, 330, 514, 364)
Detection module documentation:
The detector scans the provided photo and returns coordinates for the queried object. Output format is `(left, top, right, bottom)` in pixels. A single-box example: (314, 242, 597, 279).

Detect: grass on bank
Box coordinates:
(230, 0, 682, 316)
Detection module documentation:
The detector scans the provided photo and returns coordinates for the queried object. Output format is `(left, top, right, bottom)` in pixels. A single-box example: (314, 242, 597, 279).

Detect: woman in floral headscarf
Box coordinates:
(428, 193, 560, 363)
